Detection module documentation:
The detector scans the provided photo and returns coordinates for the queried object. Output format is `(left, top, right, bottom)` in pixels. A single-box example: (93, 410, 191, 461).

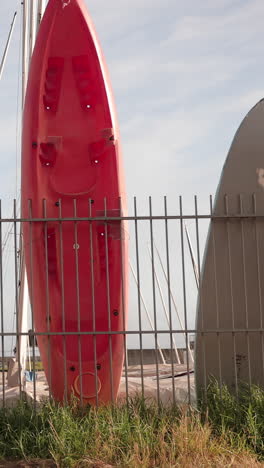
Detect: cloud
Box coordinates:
(0, 1, 263, 202)
(164, 0, 264, 45)
(1, 0, 263, 207)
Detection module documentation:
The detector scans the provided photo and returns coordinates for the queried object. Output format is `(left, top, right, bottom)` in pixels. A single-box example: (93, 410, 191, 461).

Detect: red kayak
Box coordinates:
(21, 0, 128, 405)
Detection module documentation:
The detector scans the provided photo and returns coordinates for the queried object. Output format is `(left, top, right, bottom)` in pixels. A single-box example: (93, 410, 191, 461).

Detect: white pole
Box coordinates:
(8, 0, 31, 388)
(22, 0, 29, 106)
(153, 244, 194, 364)
(27, 339, 31, 373)
(28, 0, 35, 59)
(17, 262, 30, 370)
(147, 246, 181, 364)
(0, 12, 17, 82)
(36, 0, 44, 36)
(185, 223, 200, 290)
(129, 260, 166, 365)
(19, 0, 43, 380)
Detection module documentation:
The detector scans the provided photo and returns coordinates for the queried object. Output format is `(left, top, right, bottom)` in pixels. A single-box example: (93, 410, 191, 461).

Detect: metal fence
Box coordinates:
(0, 194, 263, 408)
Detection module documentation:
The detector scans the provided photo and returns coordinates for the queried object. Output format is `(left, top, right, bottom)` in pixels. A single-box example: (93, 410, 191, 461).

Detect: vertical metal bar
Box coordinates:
(210, 195, 222, 393)
(13, 200, 22, 399)
(196, 196, 207, 396)
(129, 261, 166, 364)
(153, 243, 194, 363)
(224, 195, 238, 396)
(42, 200, 52, 400)
(149, 197, 160, 406)
(179, 196, 191, 406)
(147, 245, 181, 364)
(58, 200, 68, 403)
(0, 201, 5, 406)
(194, 196, 201, 284)
(119, 197, 129, 404)
(253, 194, 264, 382)
(164, 196, 176, 405)
(239, 194, 252, 388)
(89, 199, 99, 408)
(134, 197, 144, 396)
(28, 200, 37, 408)
(103, 198, 114, 404)
(73, 199, 83, 405)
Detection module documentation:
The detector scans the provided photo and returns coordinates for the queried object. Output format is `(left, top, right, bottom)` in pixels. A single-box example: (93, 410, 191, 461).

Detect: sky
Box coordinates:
(0, 0, 264, 352)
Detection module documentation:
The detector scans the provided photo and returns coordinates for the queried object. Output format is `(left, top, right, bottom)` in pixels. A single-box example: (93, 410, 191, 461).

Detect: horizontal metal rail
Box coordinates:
(2, 329, 264, 337)
(0, 194, 264, 408)
(0, 214, 263, 222)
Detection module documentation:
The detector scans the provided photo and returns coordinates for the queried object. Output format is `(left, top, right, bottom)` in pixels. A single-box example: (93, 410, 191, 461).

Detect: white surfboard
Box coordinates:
(195, 99, 264, 396)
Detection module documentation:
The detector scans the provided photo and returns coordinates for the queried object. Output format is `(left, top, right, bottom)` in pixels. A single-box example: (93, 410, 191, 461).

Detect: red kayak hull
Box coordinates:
(21, 0, 128, 404)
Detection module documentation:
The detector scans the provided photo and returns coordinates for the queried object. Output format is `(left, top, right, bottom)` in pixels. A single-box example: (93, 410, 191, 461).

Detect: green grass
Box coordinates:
(202, 379, 264, 458)
(0, 387, 263, 467)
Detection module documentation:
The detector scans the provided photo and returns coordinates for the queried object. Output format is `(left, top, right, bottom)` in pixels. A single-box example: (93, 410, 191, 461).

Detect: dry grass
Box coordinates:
(170, 412, 262, 467)
(0, 392, 263, 467)
(69, 413, 262, 467)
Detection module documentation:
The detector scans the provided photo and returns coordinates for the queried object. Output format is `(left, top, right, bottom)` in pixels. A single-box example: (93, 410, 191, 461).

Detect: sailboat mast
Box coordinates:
(36, 1, 44, 34)
(7, 3, 29, 388)
(22, 0, 29, 105)
(7, 0, 47, 389)
(28, 1, 35, 59)
(0, 12, 17, 82)
(16, 0, 42, 382)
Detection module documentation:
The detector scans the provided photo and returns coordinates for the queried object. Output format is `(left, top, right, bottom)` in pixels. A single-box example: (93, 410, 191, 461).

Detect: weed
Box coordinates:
(0, 390, 262, 467)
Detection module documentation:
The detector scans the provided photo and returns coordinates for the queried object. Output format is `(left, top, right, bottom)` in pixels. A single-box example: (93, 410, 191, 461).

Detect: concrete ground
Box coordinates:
(0, 364, 195, 407)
